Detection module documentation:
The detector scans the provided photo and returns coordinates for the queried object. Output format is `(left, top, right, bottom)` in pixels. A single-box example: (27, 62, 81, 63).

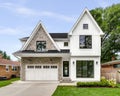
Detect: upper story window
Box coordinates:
(79, 35, 92, 49)
(36, 41, 46, 52)
(83, 24, 88, 29)
(64, 42, 68, 46)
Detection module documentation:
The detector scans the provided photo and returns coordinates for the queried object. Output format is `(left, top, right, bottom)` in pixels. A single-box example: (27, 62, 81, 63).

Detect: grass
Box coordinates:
(0, 78, 20, 88)
(52, 84, 120, 96)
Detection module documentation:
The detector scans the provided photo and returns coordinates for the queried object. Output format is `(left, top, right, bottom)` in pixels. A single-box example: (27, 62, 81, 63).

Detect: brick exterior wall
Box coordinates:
(21, 57, 62, 81)
(0, 65, 20, 79)
(26, 26, 57, 51)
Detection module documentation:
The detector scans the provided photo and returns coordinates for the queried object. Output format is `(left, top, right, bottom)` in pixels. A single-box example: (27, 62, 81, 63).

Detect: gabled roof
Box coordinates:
(20, 33, 68, 41)
(21, 21, 60, 51)
(69, 8, 104, 35)
(102, 60, 120, 66)
(0, 58, 20, 66)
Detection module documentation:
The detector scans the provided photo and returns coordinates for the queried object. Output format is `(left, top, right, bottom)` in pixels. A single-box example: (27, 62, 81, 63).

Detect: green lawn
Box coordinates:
(52, 85, 120, 96)
(0, 78, 20, 88)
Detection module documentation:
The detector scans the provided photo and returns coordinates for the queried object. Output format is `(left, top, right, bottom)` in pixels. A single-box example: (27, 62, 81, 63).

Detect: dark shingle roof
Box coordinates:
(50, 33, 68, 38)
(14, 49, 70, 54)
(20, 37, 29, 41)
(20, 33, 68, 41)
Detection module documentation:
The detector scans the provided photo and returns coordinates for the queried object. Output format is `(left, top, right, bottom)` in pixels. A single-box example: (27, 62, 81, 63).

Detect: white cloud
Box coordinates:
(40, 11, 75, 22)
(0, 2, 75, 22)
(0, 26, 31, 35)
(0, 26, 20, 35)
(97, 1, 111, 8)
(16, 7, 37, 16)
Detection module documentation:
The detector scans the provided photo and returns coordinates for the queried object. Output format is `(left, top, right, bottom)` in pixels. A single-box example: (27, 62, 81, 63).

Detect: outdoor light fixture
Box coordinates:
(73, 61, 75, 64)
(96, 61, 98, 65)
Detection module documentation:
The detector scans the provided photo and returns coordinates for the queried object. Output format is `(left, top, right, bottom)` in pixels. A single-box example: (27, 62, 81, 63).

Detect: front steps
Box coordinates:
(60, 78, 73, 83)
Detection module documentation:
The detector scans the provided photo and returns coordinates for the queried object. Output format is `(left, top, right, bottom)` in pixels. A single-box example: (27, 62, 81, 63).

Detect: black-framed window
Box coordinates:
(36, 41, 46, 51)
(83, 24, 88, 29)
(76, 60, 94, 78)
(64, 42, 68, 46)
(79, 35, 92, 49)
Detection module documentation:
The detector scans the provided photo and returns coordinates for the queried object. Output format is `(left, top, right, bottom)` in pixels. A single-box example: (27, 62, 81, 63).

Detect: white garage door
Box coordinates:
(26, 65, 58, 80)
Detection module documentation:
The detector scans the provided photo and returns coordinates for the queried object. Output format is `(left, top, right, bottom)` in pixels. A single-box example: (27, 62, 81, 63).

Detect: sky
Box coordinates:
(0, 0, 120, 61)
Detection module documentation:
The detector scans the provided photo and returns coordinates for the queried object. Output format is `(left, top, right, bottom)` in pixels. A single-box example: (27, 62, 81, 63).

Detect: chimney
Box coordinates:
(112, 56, 115, 61)
(0, 54, 3, 59)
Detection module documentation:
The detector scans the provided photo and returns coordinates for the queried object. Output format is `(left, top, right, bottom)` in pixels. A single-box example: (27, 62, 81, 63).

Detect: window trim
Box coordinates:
(76, 60, 94, 78)
(79, 35, 92, 49)
(83, 24, 88, 29)
(36, 41, 46, 52)
(6, 65, 9, 72)
(12, 66, 18, 71)
(64, 42, 68, 47)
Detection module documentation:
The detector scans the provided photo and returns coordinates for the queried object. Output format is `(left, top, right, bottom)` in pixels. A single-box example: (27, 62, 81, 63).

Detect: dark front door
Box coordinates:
(63, 61, 69, 77)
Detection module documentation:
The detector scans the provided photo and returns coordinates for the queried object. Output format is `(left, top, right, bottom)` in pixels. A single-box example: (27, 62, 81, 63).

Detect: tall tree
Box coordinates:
(0, 50, 11, 60)
(90, 4, 120, 63)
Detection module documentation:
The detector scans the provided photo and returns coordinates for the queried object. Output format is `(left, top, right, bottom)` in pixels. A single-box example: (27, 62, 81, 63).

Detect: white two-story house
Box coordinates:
(14, 8, 104, 82)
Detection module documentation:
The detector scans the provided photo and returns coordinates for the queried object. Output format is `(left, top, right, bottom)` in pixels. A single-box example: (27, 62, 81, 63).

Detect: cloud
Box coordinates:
(0, 26, 30, 35)
(97, 1, 111, 8)
(0, 2, 75, 22)
(40, 11, 75, 22)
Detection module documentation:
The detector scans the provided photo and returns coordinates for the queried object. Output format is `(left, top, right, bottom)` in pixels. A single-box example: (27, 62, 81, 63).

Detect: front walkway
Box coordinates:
(0, 81, 58, 96)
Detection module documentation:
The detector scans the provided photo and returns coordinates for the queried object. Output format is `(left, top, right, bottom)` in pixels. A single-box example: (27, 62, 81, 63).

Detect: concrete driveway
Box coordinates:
(0, 81, 58, 96)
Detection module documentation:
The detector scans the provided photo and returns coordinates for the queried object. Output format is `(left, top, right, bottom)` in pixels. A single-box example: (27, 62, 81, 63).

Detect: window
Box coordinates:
(43, 66, 50, 69)
(83, 24, 88, 29)
(79, 35, 92, 49)
(6, 65, 9, 72)
(51, 66, 57, 69)
(113, 64, 120, 68)
(12, 66, 18, 71)
(76, 60, 94, 78)
(64, 42, 68, 46)
(27, 66, 34, 69)
(36, 41, 46, 51)
(35, 66, 41, 69)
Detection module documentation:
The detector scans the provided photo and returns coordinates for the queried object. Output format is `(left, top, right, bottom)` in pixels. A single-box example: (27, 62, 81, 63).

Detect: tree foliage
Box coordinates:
(90, 4, 120, 63)
(0, 50, 11, 60)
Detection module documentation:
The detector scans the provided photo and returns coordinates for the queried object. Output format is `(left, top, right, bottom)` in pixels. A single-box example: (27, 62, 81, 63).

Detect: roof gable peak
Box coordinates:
(21, 21, 60, 51)
(69, 8, 104, 35)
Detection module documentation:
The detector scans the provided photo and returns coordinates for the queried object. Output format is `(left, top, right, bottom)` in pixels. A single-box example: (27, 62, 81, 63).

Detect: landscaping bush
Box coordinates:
(77, 77, 117, 88)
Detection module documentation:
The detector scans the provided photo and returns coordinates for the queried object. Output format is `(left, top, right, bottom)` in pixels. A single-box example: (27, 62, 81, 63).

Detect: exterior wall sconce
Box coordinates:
(73, 61, 75, 64)
(96, 61, 98, 65)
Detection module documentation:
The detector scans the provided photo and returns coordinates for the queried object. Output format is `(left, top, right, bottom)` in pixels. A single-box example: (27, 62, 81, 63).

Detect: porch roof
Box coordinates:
(13, 49, 70, 57)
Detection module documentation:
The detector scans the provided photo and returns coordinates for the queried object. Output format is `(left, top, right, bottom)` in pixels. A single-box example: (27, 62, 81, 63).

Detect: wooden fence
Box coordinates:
(101, 69, 120, 83)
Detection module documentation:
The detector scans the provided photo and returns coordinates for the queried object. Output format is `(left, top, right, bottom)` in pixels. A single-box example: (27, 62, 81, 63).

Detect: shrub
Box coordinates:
(108, 79, 116, 88)
(77, 77, 117, 88)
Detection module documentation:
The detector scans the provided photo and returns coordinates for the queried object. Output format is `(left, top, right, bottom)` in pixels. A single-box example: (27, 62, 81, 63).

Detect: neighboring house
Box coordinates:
(101, 60, 120, 83)
(14, 8, 104, 82)
(0, 54, 20, 79)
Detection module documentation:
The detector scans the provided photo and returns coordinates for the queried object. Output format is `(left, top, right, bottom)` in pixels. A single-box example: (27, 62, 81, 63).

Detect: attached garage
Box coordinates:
(25, 64, 58, 80)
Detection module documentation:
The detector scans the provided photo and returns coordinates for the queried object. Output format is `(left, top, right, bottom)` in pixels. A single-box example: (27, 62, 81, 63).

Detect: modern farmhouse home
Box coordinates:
(14, 8, 104, 82)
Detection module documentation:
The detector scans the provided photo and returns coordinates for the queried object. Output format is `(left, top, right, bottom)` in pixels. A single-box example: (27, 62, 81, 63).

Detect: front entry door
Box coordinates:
(63, 61, 69, 77)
